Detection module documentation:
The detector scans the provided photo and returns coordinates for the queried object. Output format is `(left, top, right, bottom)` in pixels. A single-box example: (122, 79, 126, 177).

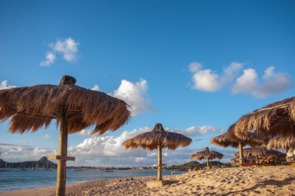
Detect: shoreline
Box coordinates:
(1, 166, 295, 195)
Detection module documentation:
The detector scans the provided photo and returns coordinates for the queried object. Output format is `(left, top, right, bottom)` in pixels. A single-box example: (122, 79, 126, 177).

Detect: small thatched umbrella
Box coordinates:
(0, 75, 130, 196)
(190, 147, 223, 169)
(122, 123, 192, 181)
(210, 130, 266, 165)
(228, 96, 295, 140)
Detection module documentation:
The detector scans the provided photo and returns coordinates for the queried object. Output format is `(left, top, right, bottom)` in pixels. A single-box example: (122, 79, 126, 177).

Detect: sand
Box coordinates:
(1, 165, 295, 196)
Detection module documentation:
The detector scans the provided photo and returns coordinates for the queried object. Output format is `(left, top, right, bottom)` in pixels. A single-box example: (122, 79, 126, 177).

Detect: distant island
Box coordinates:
(0, 156, 57, 169)
(0, 157, 229, 170)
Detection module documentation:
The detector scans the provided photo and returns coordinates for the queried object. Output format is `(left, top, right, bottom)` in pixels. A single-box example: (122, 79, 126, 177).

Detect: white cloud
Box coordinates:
(52, 37, 79, 62)
(232, 66, 292, 98)
(0, 125, 229, 166)
(40, 37, 79, 66)
(113, 79, 152, 116)
(41, 134, 50, 140)
(189, 62, 243, 92)
(91, 85, 99, 91)
(40, 52, 56, 66)
(0, 80, 16, 90)
(178, 126, 219, 136)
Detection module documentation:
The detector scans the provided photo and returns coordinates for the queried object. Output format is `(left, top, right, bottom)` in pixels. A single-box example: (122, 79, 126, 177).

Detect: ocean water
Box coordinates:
(0, 169, 185, 192)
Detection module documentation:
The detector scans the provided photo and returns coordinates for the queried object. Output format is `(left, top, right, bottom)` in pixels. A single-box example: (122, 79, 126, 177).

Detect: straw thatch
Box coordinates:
(267, 135, 295, 151)
(242, 147, 268, 157)
(122, 123, 192, 180)
(0, 75, 131, 196)
(122, 123, 192, 151)
(228, 96, 295, 140)
(190, 147, 223, 160)
(210, 130, 266, 148)
(190, 147, 223, 169)
(0, 75, 130, 135)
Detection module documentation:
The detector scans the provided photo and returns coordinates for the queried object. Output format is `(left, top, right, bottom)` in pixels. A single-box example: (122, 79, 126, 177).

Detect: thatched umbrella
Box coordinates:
(228, 96, 295, 140)
(236, 147, 286, 164)
(210, 130, 266, 165)
(0, 75, 130, 196)
(122, 123, 192, 181)
(190, 147, 223, 169)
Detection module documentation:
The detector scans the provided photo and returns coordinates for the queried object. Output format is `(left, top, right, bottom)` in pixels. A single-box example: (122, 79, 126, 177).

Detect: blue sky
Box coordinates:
(0, 0, 294, 167)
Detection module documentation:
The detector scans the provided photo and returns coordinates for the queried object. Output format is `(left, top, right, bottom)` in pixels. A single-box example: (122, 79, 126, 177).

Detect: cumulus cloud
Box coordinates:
(173, 125, 219, 136)
(113, 79, 152, 116)
(232, 66, 292, 98)
(40, 52, 56, 66)
(189, 62, 243, 92)
(0, 80, 16, 90)
(40, 37, 79, 66)
(0, 124, 232, 166)
(0, 143, 56, 162)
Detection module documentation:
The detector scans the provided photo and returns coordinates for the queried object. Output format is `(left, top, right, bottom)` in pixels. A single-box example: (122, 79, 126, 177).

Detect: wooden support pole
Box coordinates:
(206, 158, 209, 169)
(239, 142, 244, 165)
(157, 144, 162, 181)
(56, 118, 68, 196)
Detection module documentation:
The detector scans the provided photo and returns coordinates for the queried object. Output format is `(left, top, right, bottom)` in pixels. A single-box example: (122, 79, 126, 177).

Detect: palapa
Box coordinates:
(210, 129, 267, 165)
(0, 75, 131, 196)
(190, 147, 223, 169)
(228, 96, 295, 140)
(122, 123, 192, 181)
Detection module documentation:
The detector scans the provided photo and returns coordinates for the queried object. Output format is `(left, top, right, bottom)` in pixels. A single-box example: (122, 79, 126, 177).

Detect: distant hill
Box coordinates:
(0, 156, 57, 169)
(182, 161, 200, 167)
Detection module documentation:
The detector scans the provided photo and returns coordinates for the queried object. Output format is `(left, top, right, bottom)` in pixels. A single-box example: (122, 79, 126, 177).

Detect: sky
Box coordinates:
(0, 0, 294, 167)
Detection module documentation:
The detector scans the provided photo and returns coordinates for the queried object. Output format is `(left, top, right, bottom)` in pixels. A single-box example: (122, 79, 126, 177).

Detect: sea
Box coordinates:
(0, 168, 185, 192)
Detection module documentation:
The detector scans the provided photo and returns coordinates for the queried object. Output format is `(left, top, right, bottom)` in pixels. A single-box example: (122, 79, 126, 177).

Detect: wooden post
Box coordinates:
(157, 144, 162, 181)
(206, 158, 209, 169)
(56, 118, 68, 196)
(239, 142, 244, 165)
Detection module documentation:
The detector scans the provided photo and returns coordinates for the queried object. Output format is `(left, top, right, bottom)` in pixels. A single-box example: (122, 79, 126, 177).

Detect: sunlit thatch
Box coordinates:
(0, 75, 131, 196)
(227, 96, 295, 140)
(122, 123, 192, 151)
(210, 130, 266, 148)
(122, 123, 191, 180)
(0, 75, 131, 135)
(190, 147, 223, 169)
(267, 135, 295, 151)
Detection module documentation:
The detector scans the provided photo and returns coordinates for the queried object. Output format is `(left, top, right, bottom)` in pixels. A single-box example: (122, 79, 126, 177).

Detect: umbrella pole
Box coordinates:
(239, 142, 244, 165)
(206, 158, 209, 169)
(56, 118, 68, 196)
(157, 144, 162, 181)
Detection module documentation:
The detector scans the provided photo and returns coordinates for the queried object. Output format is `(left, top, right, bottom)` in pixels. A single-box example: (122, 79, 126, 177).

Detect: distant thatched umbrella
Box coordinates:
(237, 147, 286, 164)
(267, 135, 295, 151)
(0, 75, 130, 196)
(190, 147, 223, 169)
(122, 123, 192, 181)
(210, 130, 266, 165)
(228, 96, 295, 140)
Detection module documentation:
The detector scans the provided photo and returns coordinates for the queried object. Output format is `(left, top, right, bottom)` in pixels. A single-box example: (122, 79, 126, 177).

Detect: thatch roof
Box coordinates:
(267, 135, 295, 150)
(210, 130, 267, 148)
(228, 96, 295, 140)
(0, 75, 131, 135)
(122, 123, 192, 151)
(190, 147, 223, 160)
(241, 147, 268, 157)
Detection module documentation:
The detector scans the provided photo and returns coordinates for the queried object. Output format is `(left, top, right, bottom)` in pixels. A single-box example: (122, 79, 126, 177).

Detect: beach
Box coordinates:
(1, 165, 294, 196)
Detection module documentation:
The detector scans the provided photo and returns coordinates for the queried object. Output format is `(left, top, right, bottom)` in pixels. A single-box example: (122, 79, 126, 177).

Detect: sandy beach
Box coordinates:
(1, 165, 294, 196)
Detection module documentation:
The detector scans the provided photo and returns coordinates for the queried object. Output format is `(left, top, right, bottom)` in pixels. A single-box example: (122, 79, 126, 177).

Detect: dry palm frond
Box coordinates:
(122, 123, 192, 151)
(227, 96, 295, 139)
(210, 130, 267, 148)
(190, 147, 223, 160)
(0, 75, 131, 135)
(267, 135, 295, 150)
